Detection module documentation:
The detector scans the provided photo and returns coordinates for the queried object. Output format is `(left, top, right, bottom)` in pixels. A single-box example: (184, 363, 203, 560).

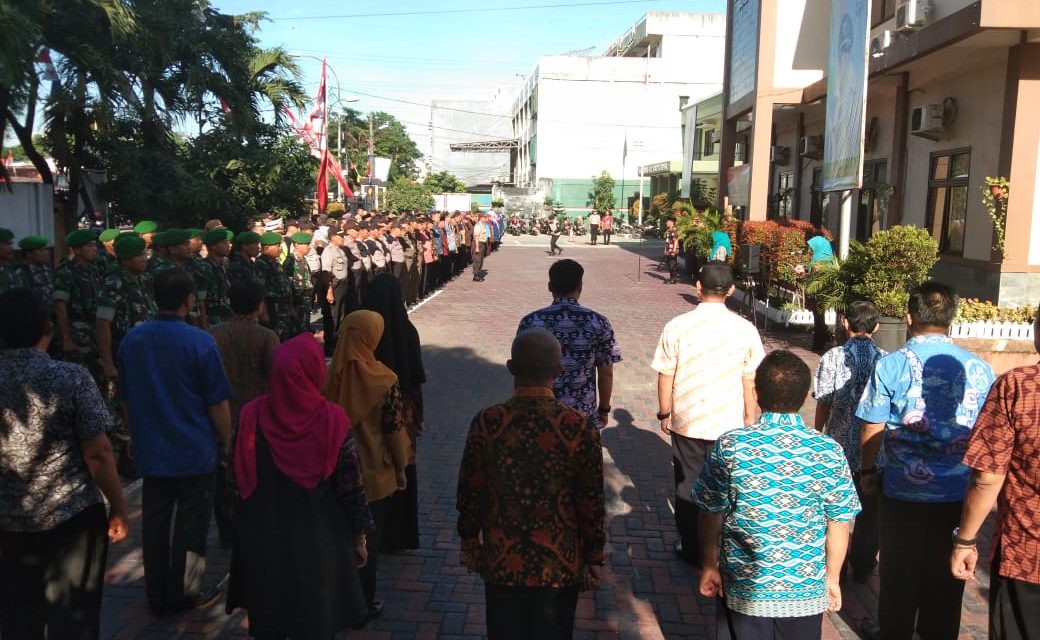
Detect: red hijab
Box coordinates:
(234, 333, 351, 500)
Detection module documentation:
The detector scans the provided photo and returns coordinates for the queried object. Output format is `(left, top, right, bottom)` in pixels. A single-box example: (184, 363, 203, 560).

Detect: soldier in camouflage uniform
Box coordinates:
(146, 230, 170, 274)
(133, 220, 158, 252)
(95, 228, 121, 277)
(95, 234, 157, 477)
(0, 228, 27, 294)
(255, 231, 293, 339)
(228, 231, 261, 285)
(198, 229, 233, 326)
(284, 231, 315, 338)
(150, 229, 206, 326)
(53, 229, 104, 383)
(18, 235, 61, 353)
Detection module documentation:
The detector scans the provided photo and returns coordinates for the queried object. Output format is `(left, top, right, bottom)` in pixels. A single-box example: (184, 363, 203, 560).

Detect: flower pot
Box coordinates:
(874, 316, 908, 353)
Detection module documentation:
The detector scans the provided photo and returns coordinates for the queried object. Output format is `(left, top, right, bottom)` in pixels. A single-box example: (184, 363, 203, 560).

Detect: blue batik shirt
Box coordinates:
(694, 413, 860, 618)
(855, 334, 995, 503)
(517, 298, 622, 428)
(813, 337, 886, 470)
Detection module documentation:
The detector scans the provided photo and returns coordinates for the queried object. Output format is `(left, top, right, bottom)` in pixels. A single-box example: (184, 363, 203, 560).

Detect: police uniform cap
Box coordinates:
(133, 220, 158, 234)
(165, 228, 192, 245)
(98, 229, 121, 242)
(260, 231, 283, 246)
(18, 236, 48, 251)
(234, 231, 261, 245)
(204, 229, 230, 246)
(0, 228, 13, 243)
(114, 234, 147, 260)
(290, 232, 313, 245)
(187, 228, 204, 239)
(66, 229, 96, 247)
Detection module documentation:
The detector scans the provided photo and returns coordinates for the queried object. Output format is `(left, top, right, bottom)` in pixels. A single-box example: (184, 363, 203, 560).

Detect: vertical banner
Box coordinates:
(822, 0, 871, 192)
(680, 104, 698, 199)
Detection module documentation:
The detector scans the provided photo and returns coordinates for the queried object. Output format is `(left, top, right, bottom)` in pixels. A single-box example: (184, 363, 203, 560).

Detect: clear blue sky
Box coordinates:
(214, 0, 727, 155)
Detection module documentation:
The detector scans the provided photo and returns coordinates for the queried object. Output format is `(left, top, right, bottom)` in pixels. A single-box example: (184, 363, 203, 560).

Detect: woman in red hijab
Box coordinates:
(228, 333, 373, 638)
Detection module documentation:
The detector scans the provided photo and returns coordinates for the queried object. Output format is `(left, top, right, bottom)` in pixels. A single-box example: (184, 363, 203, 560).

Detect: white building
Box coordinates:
(429, 83, 519, 187)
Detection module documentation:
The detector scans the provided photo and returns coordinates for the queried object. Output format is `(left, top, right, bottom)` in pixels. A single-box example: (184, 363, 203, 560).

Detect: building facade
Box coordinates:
(430, 84, 520, 188)
(718, 0, 1040, 303)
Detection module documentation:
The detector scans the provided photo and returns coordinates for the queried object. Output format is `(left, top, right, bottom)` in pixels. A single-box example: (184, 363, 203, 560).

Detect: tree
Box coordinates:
(385, 177, 433, 213)
(588, 170, 616, 213)
(330, 108, 423, 185)
(424, 170, 467, 193)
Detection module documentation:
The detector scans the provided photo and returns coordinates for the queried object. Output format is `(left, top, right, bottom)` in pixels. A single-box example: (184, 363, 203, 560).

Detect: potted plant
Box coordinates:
(807, 225, 939, 351)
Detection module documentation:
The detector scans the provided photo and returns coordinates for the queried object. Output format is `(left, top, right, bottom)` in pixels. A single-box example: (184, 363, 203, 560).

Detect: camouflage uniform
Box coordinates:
(227, 252, 255, 285)
(94, 251, 118, 278)
(284, 252, 314, 338)
(53, 259, 103, 382)
(0, 263, 27, 294)
(21, 264, 55, 308)
(254, 254, 292, 339)
(198, 256, 232, 326)
(95, 267, 157, 456)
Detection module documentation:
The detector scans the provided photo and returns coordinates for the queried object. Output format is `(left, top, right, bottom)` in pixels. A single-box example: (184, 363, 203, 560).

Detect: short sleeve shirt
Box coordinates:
(0, 349, 112, 532)
(694, 413, 860, 617)
(517, 298, 622, 428)
(962, 364, 1040, 584)
(651, 303, 765, 440)
(813, 337, 886, 470)
(856, 334, 995, 502)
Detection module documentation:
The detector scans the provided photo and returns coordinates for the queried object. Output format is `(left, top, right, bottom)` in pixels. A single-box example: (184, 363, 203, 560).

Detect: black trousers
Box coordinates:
(472, 244, 485, 276)
(142, 473, 215, 613)
(990, 544, 1040, 640)
(590, 224, 599, 244)
(602, 230, 612, 245)
(673, 434, 713, 561)
(878, 496, 964, 640)
(0, 503, 109, 639)
(359, 497, 387, 608)
(849, 475, 880, 580)
(313, 271, 335, 344)
(485, 583, 579, 640)
(549, 235, 561, 254)
(717, 600, 822, 640)
(666, 255, 678, 281)
(390, 262, 404, 279)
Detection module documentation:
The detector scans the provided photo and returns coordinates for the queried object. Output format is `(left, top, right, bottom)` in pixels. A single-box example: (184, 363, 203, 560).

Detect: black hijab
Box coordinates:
(363, 273, 426, 391)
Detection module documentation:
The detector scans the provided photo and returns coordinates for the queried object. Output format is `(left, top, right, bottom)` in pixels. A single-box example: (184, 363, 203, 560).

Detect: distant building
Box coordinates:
(716, 0, 1040, 303)
(430, 84, 520, 188)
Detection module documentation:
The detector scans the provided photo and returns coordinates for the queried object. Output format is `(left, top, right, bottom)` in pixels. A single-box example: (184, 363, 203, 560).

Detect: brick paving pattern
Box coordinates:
(99, 236, 992, 639)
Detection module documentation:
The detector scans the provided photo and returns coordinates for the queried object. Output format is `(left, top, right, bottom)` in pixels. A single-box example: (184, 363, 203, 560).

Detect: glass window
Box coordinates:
(872, 0, 896, 27)
(856, 160, 887, 241)
(927, 150, 971, 256)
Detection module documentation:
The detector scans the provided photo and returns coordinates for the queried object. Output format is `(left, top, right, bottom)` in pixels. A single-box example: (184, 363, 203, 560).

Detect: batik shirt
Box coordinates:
(0, 349, 112, 532)
(53, 259, 103, 353)
(813, 337, 886, 470)
(694, 413, 860, 617)
(665, 228, 680, 256)
(457, 387, 605, 588)
(856, 334, 995, 502)
(517, 298, 623, 428)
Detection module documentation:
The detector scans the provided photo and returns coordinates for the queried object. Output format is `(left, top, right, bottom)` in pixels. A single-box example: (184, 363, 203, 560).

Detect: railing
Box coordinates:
(950, 321, 1034, 341)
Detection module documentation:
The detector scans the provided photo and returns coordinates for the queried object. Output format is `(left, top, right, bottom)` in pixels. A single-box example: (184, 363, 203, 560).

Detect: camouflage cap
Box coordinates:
(18, 236, 48, 251)
(260, 231, 283, 246)
(98, 229, 121, 242)
(114, 234, 147, 260)
(65, 229, 96, 247)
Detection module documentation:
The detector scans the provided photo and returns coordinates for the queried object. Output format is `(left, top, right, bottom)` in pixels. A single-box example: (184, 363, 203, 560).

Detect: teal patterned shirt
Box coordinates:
(694, 413, 860, 618)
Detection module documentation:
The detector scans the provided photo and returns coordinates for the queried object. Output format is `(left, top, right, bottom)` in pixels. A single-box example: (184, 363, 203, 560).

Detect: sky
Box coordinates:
(214, 0, 727, 160)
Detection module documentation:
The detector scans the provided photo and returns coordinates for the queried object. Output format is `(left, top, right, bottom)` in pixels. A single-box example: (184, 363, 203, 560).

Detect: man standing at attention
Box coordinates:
(588, 210, 601, 246)
(471, 213, 490, 281)
(600, 211, 614, 245)
(652, 261, 764, 564)
(697, 351, 860, 639)
(198, 229, 233, 327)
(951, 301, 1040, 639)
(118, 269, 232, 614)
(857, 281, 995, 640)
(517, 259, 622, 429)
(457, 328, 605, 640)
(663, 218, 680, 285)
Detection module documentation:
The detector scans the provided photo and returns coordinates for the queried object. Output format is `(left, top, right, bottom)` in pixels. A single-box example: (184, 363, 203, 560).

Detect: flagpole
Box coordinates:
(620, 130, 627, 225)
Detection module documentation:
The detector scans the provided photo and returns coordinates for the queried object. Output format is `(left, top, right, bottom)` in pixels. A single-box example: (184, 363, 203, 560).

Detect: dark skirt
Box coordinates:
(227, 431, 368, 638)
(380, 464, 419, 551)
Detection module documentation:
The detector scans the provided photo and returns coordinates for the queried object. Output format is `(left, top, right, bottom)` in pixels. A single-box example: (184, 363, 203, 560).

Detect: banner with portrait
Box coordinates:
(822, 0, 871, 192)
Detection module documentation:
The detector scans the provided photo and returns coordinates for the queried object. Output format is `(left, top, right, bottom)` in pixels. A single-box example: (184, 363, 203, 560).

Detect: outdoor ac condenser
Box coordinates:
(799, 136, 823, 160)
(910, 104, 944, 139)
(771, 146, 790, 166)
(895, 0, 929, 33)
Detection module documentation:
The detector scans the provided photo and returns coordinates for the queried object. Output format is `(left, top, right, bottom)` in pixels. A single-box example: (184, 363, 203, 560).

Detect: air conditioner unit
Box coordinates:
(770, 145, 790, 166)
(911, 104, 945, 139)
(895, 0, 929, 33)
(799, 136, 823, 160)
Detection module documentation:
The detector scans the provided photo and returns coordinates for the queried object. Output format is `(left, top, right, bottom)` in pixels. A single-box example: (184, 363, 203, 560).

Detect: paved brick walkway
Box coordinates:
(99, 238, 991, 639)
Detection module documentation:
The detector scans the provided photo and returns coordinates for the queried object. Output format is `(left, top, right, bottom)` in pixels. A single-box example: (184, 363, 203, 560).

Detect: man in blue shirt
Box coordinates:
(856, 281, 995, 640)
(696, 350, 860, 639)
(118, 268, 232, 614)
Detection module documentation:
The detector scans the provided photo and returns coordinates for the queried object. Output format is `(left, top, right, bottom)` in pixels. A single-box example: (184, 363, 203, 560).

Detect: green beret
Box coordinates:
(114, 234, 147, 260)
(133, 220, 158, 234)
(18, 236, 48, 251)
(203, 229, 229, 246)
(65, 229, 96, 247)
(260, 231, 283, 246)
(151, 231, 168, 248)
(234, 231, 261, 245)
(290, 232, 313, 245)
(98, 229, 121, 242)
(164, 228, 191, 245)
(0, 228, 13, 243)
(187, 228, 204, 239)
(225, 229, 235, 241)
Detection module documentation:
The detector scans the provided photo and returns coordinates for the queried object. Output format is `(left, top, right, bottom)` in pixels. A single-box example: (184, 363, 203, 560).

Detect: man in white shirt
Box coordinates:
(651, 261, 765, 565)
(588, 211, 601, 246)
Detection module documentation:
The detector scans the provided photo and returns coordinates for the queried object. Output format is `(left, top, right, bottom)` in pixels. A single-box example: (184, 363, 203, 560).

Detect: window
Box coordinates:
(927, 149, 970, 256)
(775, 172, 794, 219)
(871, 0, 896, 27)
(810, 167, 831, 229)
(855, 160, 888, 241)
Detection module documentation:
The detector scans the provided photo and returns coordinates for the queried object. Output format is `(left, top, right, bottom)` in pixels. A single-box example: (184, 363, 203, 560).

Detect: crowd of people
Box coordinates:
(2, 211, 1039, 640)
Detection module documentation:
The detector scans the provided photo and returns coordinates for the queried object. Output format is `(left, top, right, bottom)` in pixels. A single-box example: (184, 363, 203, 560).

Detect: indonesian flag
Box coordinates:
(37, 48, 58, 81)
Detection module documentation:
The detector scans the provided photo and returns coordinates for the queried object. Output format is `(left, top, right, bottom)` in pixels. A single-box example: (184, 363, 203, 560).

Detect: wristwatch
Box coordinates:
(597, 405, 611, 414)
(657, 411, 671, 420)
(952, 527, 977, 547)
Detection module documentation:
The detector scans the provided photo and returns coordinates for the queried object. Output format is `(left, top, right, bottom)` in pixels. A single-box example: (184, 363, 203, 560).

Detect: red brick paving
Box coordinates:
(99, 238, 991, 638)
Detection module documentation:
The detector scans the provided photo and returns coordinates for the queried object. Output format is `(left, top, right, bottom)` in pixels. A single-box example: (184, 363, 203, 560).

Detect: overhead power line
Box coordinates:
(273, 0, 657, 21)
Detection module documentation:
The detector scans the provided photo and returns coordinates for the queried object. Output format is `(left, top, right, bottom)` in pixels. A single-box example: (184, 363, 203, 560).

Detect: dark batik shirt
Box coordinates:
(0, 349, 112, 532)
(517, 298, 622, 427)
(456, 388, 606, 588)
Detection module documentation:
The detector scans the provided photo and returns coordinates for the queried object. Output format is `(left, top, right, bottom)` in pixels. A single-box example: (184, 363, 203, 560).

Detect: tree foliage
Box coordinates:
(385, 178, 433, 213)
(588, 170, 616, 213)
(424, 170, 467, 193)
(329, 108, 423, 184)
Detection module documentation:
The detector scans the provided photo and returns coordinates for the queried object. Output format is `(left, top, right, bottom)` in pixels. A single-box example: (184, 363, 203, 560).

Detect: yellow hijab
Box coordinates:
(324, 310, 399, 423)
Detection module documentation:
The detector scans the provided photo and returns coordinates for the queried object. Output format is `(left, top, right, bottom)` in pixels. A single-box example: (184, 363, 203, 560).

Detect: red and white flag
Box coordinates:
(37, 48, 58, 81)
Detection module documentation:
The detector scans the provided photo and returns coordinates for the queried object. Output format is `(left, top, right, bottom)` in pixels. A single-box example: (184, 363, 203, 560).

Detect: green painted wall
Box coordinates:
(548, 179, 644, 219)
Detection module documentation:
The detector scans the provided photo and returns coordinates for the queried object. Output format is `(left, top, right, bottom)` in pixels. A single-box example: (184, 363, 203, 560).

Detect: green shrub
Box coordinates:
(957, 299, 1037, 324)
